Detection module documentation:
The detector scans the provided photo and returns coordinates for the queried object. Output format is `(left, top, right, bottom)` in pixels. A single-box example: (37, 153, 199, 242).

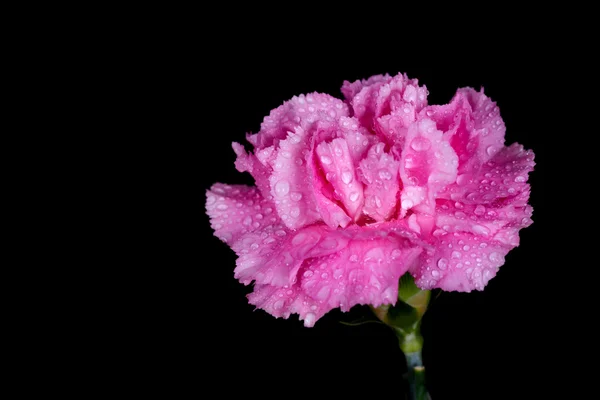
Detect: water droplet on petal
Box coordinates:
(437, 258, 448, 269)
(290, 207, 300, 218)
(432, 270, 440, 277)
(320, 155, 332, 165)
(273, 299, 284, 310)
(474, 205, 486, 215)
(217, 204, 228, 210)
(401, 199, 413, 209)
(275, 180, 290, 197)
(515, 175, 526, 182)
(342, 171, 353, 184)
(486, 146, 497, 156)
(378, 170, 392, 180)
(411, 137, 432, 151)
(243, 216, 252, 226)
(290, 192, 303, 201)
(451, 251, 461, 259)
(304, 312, 316, 327)
(349, 192, 359, 202)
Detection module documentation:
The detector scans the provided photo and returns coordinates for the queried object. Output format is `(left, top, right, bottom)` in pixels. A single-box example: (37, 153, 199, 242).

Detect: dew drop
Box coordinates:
(437, 258, 448, 269)
(401, 199, 413, 209)
(474, 205, 486, 215)
(290, 207, 300, 218)
(378, 170, 392, 180)
(273, 299, 284, 310)
(290, 192, 303, 201)
(275, 180, 290, 197)
(304, 313, 316, 327)
(217, 204, 228, 210)
(342, 171, 353, 184)
(320, 155, 332, 165)
(243, 216, 252, 226)
(514, 175, 526, 182)
(451, 251, 461, 259)
(349, 192, 359, 202)
(486, 146, 497, 156)
(411, 136, 432, 151)
(250, 243, 259, 250)
(432, 270, 440, 277)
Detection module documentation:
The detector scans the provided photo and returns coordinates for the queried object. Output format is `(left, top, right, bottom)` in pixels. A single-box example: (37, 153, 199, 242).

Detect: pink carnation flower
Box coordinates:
(206, 72, 534, 327)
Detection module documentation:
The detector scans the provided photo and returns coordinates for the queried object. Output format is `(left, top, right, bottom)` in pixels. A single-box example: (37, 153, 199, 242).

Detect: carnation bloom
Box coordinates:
(206, 72, 534, 327)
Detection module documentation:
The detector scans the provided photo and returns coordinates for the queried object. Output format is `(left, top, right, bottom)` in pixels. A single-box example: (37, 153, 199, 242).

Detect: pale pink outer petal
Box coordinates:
(412, 144, 535, 292)
(315, 138, 364, 220)
(232, 143, 272, 200)
(420, 88, 506, 174)
(399, 118, 459, 216)
(439, 143, 535, 208)
(206, 184, 295, 286)
(206, 184, 269, 245)
(247, 222, 423, 327)
(358, 143, 401, 222)
(411, 232, 510, 292)
(247, 93, 349, 150)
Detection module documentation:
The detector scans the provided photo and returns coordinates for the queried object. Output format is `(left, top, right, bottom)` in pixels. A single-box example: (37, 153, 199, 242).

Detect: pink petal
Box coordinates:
(248, 92, 349, 151)
(358, 142, 401, 222)
(420, 88, 506, 173)
(232, 142, 272, 200)
(337, 116, 374, 164)
(248, 223, 423, 327)
(399, 119, 459, 215)
(440, 143, 535, 207)
(206, 184, 269, 245)
(315, 138, 364, 220)
(341, 74, 392, 102)
(268, 126, 324, 229)
(411, 232, 511, 292)
(342, 72, 428, 146)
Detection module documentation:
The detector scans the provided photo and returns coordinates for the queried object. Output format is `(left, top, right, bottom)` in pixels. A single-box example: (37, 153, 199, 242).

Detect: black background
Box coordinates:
(144, 24, 571, 400)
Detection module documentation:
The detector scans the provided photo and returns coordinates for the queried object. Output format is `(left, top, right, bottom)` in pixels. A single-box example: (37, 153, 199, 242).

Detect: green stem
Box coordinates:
(404, 350, 430, 400)
(396, 325, 430, 400)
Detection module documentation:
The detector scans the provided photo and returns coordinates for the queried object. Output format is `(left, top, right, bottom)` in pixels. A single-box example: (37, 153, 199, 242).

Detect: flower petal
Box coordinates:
(420, 88, 506, 173)
(206, 184, 269, 245)
(358, 143, 401, 222)
(411, 232, 511, 292)
(315, 138, 364, 220)
(440, 143, 535, 207)
(399, 118, 459, 215)
(247, 92, 349, 150)
(232, 142, 272, 200)
(248, 223, 423, 327)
